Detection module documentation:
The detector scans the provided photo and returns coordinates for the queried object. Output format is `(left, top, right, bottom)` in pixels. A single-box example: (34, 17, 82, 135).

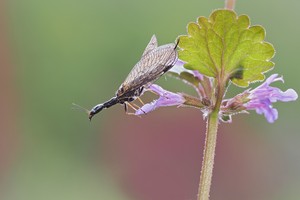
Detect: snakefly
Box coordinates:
(88, 35, 179, 120)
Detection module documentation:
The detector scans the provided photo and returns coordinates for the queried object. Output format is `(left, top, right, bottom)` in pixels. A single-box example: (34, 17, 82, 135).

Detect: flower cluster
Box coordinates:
(135, 61, 298, 123)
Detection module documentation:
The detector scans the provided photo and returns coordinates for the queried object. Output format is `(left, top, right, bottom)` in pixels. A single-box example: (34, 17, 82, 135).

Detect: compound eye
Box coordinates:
(128, 97, 134, 102)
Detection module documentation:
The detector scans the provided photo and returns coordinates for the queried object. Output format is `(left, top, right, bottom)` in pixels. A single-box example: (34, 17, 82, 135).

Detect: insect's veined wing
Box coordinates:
(141, 35, 158, 57)
(121, 43, 178, 92)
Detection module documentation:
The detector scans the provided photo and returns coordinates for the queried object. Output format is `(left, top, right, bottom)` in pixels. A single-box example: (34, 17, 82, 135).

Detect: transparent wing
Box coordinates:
(141, 35, 158, 57)
(122, 43, 178, 92)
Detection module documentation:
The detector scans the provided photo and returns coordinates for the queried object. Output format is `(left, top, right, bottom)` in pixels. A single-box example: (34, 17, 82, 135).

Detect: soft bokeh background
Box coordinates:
(1, 0, 299, 199)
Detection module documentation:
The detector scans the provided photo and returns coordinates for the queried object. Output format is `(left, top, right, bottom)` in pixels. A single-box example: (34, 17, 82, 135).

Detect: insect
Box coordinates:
(88, 35, 179, 120)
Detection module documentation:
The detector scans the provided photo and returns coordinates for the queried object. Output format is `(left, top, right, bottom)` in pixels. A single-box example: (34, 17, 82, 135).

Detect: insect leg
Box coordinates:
(127, 102, 138, 111)
(148, 89, 169, 99)
(137, 97, 145, 105)
(124, 102, 140, 113)
(124, 103, 128, 112)
(124, 102, 139, 116)
(148, 90, 157, 95)
(132, 102, 147, 115)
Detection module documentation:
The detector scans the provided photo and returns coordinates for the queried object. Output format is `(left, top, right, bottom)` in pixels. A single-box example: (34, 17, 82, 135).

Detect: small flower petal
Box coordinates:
(135, 84, 185, 115)
(245, 74, 298, 123)
(269, 89, 298, 102)
(170, 59, 204, 81)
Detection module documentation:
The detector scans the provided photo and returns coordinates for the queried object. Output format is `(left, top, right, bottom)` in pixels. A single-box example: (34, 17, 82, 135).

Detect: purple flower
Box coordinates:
(135, 84, 185, 115)
(245, 74, 298, 123)
(169, 60, 213, 99)
(170, 60, 204, 81)
(135, 60, 209, 115)
(135, 62, 298, 124)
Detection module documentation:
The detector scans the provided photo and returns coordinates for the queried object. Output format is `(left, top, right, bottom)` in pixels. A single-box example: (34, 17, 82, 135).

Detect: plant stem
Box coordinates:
(197, 2, 234, 198)
(197, 110, 219, 200)
(197, 76, 227, 200)
(225, 0, 236, 10)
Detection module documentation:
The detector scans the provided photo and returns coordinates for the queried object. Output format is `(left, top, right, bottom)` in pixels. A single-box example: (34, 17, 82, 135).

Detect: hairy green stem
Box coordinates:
(225, 0, 236, 10)
(197, 76, 227, 200)
(197, 110, 219, 200)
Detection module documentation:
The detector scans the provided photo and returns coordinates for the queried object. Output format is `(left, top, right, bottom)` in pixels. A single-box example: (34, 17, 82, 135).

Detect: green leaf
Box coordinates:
(178, 9, 275, 87)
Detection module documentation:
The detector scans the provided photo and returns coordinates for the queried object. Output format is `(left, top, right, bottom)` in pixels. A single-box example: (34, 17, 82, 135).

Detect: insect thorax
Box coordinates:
(116, 85, 144, 104)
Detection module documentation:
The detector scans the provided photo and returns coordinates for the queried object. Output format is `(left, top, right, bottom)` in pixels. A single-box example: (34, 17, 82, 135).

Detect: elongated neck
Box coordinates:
(89, 97, 118, 120)
(103, 97, 118, 108)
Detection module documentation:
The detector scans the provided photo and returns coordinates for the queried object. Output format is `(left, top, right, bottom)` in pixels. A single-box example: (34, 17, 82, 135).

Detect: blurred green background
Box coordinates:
(1, 0, 299, 199)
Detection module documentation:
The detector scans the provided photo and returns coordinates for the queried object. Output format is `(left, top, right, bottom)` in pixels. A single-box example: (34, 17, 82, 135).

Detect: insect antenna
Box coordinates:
(72, 103, 90, 114)
(174, 38, 180, 49)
